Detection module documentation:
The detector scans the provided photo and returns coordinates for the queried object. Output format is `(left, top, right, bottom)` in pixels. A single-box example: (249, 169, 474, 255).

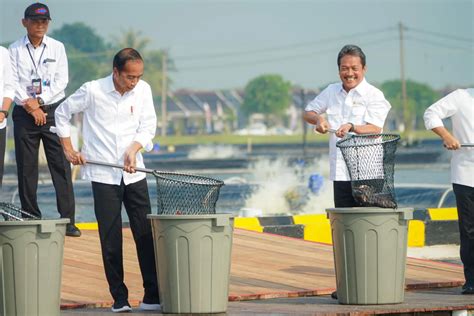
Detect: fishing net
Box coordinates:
(153, 171, 224, 215)
(0, 202, 40, 221)
(336, 134, 400, 208)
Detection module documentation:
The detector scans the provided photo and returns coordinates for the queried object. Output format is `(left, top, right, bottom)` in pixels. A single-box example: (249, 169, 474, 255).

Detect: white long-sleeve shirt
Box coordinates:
(0, 46, 15, 101)
(9, 35, 68, 105)
(424, 88, 474, 188)
(0, 46, 15, 129)
(55, 74, 157, 185)
(305, 78, 391, 181)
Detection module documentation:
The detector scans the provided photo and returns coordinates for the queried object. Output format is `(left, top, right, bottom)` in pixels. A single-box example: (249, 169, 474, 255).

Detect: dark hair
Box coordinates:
(337, 44, 366, 68)
(113, 48, 143, 72)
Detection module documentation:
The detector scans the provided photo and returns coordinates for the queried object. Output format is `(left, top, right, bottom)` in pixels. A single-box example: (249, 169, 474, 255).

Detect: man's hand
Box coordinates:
(431, 127, 461, 150)
(0, 112, 6, 123)
(336, 123, 354, 138)
(60, 137, 85, 165)
(442, 134, 461, 150)
(64, 148, 86, 165)
(304, 111, 330, 134)
(123, 142, 143, 173)
(30, 108, 47, 126)
(314, 119, 330, 134)
(22, 98, 41, 114)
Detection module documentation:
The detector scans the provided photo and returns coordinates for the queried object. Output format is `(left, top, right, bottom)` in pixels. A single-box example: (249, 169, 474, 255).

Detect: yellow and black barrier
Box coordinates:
(75, 208, 459, 247)
(234, 208, 460, 247)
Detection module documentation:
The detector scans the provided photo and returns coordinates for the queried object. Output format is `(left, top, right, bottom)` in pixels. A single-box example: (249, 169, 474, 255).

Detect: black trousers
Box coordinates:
(453, 183, 474, 286)
(12, 105, 75, 222)
(92, 179, 159, 304)
(333, 181, 358, 207)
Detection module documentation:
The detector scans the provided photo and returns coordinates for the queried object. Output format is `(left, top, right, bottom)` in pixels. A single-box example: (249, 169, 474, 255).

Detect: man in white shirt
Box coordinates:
(304, 44, 391, 208)
(424, 89, 474, 295)
(8, 2, 79, 236)
(0, 46, 15, 186)
(304, 45, 391, 300)
(55, 48, 160, 312)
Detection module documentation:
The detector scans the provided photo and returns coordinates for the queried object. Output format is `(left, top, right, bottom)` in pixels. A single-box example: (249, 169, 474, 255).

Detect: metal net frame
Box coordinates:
(336, 133, 400, 208)
(152, 171, 224, 215)
(0, 202, 40, 221)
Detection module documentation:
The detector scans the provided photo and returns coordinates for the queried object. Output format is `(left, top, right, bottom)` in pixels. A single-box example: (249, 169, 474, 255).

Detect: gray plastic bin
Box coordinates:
(148, 214, 234, 314)
(326, 207, 413, 305)
(0, 219, 69, 316)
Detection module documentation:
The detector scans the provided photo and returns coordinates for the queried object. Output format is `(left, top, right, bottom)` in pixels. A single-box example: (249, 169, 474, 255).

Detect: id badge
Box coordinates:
(31, 78, 42, 95)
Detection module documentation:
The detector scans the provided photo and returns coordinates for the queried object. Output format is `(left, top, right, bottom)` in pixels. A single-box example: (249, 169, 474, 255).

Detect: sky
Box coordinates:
(1, 0, 473, 91)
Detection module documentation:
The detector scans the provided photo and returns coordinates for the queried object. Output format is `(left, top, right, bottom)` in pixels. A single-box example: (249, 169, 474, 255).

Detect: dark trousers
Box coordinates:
(453, 183, 474, 286)
(333, 181, 358, 207)
(92, 179, 159, 304)
(12, 105, 75, 222)
(0, 127, 6, 187)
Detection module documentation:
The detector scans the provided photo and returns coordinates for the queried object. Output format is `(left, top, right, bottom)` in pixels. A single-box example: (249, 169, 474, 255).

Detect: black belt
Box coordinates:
(41, 98, 66, 111)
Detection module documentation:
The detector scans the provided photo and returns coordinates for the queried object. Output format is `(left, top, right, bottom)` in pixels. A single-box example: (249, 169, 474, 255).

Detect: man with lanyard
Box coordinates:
(303, 44, 391, 299)
(424, 89, 474, 295)
(55, 48, 160, 313)
(8, 2, 80, 236)
(0, 45, 15, 186)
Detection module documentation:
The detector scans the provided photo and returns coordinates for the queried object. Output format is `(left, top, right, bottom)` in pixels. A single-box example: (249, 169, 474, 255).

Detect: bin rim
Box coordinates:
(0, 218, 70, 226)
(326, 207, 413, 214)
(148, 213, 234, 220)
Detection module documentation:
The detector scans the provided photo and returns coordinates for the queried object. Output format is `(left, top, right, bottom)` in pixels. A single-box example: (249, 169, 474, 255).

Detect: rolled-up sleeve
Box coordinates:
(364, 90, 391, 128)
(55, 83, 90, 138)
(133, 83, 156, 151)
(424, 91, 459, 130)
(305, 87, 330, 114)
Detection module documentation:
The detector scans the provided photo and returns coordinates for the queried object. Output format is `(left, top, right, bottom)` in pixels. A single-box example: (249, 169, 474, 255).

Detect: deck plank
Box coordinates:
(61, 228, 464, 307)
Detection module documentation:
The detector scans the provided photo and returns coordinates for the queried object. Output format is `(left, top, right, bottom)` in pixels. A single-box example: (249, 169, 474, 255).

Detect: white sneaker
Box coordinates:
(139, 302, 161, 311)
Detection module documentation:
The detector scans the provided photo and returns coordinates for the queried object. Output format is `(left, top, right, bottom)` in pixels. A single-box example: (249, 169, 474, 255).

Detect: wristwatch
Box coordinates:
(0, 110, 8, 118)
(37, 97, 45, 106)
(347, 122, 355, 132)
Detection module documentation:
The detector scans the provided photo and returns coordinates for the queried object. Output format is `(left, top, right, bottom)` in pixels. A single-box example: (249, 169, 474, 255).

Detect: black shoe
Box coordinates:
(111, 300, 132, 313)
(461, 284, 474, 294)
(141, 293, 160, 310)
(66, 224, 81, 237)
(331, 291, 338, 299)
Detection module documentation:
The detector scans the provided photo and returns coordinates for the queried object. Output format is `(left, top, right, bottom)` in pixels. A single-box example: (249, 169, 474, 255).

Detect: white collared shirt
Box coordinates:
(55, 74, 157, 185)
(305, 78, 391, 181)
(0, 46, 15, 129)
(9, 35, 68, 105)
(424, 88, 474, 187)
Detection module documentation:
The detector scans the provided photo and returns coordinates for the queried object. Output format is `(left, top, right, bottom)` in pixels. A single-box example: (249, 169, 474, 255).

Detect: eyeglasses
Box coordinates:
(27, 19, 50, 25)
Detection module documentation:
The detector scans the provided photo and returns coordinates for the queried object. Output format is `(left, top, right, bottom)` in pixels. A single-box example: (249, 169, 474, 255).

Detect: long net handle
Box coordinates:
(86, 160, 155, 174)
(461, 144, 474, 147)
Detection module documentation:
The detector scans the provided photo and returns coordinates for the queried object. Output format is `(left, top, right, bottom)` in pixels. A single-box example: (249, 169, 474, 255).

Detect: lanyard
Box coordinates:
(26, 44, 46, 76)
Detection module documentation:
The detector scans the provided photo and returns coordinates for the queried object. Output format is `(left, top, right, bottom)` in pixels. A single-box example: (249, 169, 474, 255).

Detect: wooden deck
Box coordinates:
(61, 228, 464, 308)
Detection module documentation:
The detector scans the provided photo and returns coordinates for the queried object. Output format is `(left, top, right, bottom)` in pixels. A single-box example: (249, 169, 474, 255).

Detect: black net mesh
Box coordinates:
(0, 202, 39, 221)
(336, 134, 400, 208)
(153, 171, 224, 215)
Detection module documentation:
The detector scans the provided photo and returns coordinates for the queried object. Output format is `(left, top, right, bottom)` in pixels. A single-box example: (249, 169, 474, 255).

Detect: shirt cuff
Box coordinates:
(53, 126, 71, 138)
(133, 134, 153, 152)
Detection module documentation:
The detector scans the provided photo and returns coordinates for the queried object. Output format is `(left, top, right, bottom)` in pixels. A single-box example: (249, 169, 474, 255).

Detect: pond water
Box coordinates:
(0, 156, 452, 223)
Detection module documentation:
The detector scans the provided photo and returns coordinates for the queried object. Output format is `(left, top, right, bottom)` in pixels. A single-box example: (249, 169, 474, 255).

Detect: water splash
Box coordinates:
(242, 156, 334, 215)
(187, 145, 244, 159)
